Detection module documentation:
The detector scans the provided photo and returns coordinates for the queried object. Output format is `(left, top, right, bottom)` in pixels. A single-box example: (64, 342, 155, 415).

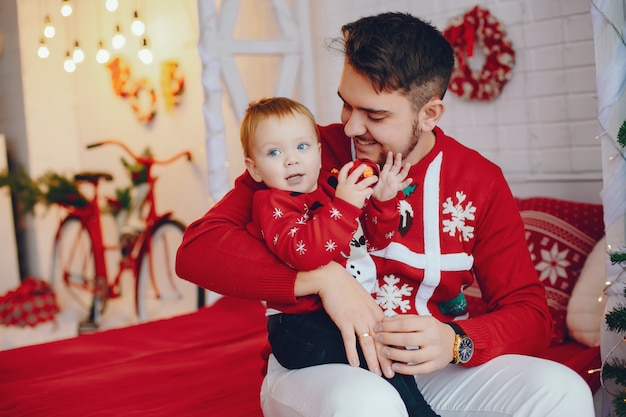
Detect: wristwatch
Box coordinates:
(446, 322, 474, 364)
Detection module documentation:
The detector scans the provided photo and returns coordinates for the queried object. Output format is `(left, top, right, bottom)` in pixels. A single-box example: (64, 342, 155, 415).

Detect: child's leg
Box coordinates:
(267, 311, 439, 417)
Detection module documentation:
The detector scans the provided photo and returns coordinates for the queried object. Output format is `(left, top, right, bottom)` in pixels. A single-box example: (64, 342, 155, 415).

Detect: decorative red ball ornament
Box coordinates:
(443, 6, 515, 101)
(349, 158, 380, 182)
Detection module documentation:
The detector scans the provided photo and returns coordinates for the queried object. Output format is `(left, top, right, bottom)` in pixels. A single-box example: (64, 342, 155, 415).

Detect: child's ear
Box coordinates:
(419, 98, 445, 132)
(244, 157, 263, 183)
(317, 142, 322, 169)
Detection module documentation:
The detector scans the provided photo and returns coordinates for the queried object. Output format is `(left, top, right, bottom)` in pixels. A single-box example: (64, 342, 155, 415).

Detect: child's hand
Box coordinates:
(372, 152, 412, 202)
(335, 161, 378, 208)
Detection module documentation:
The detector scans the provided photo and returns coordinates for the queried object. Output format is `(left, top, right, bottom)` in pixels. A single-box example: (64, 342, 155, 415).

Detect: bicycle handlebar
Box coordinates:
(86, 139, 192, 166)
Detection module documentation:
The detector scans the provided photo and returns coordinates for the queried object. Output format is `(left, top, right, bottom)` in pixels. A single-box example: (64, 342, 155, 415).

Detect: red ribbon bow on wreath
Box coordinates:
(443, 5, 515, 101)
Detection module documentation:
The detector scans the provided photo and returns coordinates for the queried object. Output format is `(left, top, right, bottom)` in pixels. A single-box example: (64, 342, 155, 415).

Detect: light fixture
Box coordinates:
(72, 40, 84, 63)
(43, 15, 55, 38)
(112, 24, 126, 49)
(60, 0, 73, 17)
(64, 51, 76, 73)
(138, 37, 153, 64)
(131, 11, 145, 37)
(96, 40, 111, 64)
(37, 38, 50, 59)
(105, 0, 119, 12)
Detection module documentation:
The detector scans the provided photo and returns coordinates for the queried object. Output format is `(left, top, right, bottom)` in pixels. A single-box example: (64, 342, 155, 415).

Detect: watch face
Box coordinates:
(458, 337, 474, 363)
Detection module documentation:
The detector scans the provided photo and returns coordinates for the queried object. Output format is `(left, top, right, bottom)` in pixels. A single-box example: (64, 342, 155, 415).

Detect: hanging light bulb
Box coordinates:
(131, 11, 145, 36)
(64, 51, 76, 73)
(37, 38, 50, 59)
(96, 40, 111, 64)
(72, 40, 85, 63)
(60, 0, 73, 17)
(105, 0, 119, 12)
(43, 15, 56, 38)
(112, 24, 126, 49)
(138, 37, 153, 64)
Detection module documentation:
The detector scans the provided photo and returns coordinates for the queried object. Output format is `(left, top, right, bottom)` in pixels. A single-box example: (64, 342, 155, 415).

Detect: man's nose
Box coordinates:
(343, 112, 366, 138)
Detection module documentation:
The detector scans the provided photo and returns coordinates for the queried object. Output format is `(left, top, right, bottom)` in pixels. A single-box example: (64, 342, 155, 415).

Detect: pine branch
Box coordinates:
(606, 306, 626, 334)
(612, 389, 626, 417)
(0, 166, 44, 214)
(606, 357, 626, 386)
(610, 251, 626, 265)
(618, 119, 626, 149)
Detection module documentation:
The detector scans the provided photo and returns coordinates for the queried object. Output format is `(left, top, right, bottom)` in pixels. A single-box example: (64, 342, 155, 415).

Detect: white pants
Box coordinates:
(260, 354, 595, 417)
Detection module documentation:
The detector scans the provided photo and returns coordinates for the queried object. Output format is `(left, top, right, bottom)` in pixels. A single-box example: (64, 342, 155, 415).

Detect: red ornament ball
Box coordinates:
(349, 158, 380, 181)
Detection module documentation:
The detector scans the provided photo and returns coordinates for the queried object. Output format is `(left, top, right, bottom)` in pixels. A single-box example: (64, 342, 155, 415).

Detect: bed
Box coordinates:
(0, 197, 604, 416)
(0, 296, 268, 417)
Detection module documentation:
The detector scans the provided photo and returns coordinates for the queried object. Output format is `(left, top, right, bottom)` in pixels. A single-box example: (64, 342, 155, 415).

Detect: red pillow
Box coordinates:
(465, 197, 604, 346)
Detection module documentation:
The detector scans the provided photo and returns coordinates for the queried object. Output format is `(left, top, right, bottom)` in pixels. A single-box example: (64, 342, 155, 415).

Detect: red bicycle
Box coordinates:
(49, 139, 195, 329)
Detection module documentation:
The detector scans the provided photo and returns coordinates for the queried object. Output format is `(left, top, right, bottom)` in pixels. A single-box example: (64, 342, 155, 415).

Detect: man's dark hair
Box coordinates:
(336, 12, 454, 109)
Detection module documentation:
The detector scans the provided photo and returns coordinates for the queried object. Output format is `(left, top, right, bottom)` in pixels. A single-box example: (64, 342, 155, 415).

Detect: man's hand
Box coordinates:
(374, 314, 456, 376)
(295, 262, 390, 376)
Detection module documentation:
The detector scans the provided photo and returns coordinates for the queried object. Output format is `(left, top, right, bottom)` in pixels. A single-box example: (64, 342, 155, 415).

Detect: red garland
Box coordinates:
(443, 6, 515, 101)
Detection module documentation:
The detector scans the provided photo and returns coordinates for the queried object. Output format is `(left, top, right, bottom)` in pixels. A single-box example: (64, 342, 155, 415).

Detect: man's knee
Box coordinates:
(261, 356, 408, 417)
(513, 358, 595, 417)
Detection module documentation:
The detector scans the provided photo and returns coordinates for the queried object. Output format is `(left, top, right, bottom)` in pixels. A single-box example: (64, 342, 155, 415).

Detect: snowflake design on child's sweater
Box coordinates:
(329, 207, 342, 220)
(442, 191, 476, 242)
(374, 274, 414, 316)
(296, 240, 307, 255)
(325, 240, 337, 252)
(272, 207, 284, 219)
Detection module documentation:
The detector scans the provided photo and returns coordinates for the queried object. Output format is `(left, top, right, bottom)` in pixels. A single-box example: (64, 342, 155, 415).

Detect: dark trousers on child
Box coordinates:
(267, 309, 440, 417)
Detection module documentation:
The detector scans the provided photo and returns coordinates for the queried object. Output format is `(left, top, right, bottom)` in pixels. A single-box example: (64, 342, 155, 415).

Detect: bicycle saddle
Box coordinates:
(74, 172, 114, 182)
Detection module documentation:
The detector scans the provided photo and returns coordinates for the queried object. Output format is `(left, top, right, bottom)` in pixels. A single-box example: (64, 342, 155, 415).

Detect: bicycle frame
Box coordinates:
(87, 140, 191, 305)
(52, 139, 192, 326)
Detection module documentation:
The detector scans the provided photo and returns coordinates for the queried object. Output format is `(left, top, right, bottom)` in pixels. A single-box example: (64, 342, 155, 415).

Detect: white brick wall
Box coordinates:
(0, 0, 605, 281)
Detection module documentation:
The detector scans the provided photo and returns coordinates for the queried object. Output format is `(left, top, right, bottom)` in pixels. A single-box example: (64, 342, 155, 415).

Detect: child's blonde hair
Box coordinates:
(240, 97, 319, 158)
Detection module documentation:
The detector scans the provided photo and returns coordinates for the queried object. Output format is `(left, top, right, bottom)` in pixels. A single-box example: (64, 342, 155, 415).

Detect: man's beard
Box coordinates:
(374, 119, 421, 165)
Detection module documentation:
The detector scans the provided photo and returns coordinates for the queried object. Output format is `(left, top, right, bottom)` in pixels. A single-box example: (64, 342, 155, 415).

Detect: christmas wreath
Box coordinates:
(443, 5, 515, 101)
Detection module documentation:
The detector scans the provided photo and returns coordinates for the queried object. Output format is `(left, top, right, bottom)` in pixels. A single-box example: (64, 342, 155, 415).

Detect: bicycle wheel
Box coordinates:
(136, 218, 194, 322)
(50, 216, 108, 324)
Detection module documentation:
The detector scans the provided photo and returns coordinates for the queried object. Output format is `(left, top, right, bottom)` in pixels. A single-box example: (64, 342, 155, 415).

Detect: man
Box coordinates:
(177, 12, 595, 417)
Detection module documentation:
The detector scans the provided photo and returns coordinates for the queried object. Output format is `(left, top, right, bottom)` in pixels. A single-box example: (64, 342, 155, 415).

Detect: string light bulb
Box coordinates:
(131, 11, 145, 36)
(72, 40, 85, 63)
(37, 38, 50, 59)
(43, 15, 55, 38)
(96, 40, 111, 64)
(63, 51, 76, 73)
(138, 37, 153, 64)
(105, 0, 119, 12)
(112, 24, 126, 49)
(60, 0, 73, 17)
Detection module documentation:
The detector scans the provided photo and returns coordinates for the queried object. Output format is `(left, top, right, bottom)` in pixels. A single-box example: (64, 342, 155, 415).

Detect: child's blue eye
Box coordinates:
(297, 143, 309, 151)
(268, 149, 280, 157)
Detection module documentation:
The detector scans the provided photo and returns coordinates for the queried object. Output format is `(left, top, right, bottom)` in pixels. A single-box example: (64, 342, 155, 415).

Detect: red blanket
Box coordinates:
(0, 297, 267, 417)
(0, 295, 600, 416)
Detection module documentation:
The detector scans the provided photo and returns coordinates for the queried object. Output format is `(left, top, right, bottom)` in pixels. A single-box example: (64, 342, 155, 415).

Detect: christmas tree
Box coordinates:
(606, 118, 626, 417)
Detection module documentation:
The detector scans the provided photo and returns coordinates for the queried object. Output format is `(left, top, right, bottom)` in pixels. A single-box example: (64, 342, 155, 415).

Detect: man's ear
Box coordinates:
(244, 157, 263, 183)
(419, 98, 445, 132)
